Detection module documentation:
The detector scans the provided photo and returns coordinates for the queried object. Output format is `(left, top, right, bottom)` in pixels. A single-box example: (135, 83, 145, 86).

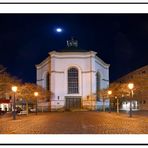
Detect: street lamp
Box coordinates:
(34, 92, 38, 115)
(108, 90, 112, 112)
(11, 86, 17, 120)
(115, 96, 119, 114)
(128, 83, 134, 118)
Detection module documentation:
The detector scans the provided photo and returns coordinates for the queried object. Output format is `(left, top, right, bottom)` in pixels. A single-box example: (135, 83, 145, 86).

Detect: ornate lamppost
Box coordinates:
(108, 90, 112, 112)
(128, 83, 134, 118)
(115, 96, 119, 114)
(34, 92, 38, 115)
(11, 86, 17, 120)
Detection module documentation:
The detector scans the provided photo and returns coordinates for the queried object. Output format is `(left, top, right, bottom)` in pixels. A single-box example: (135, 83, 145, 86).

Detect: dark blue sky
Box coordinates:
(0, 14, 147, 83)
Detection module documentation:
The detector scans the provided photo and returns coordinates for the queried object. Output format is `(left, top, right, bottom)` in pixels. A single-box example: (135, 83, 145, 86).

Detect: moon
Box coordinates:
(56, 28, 62, 33)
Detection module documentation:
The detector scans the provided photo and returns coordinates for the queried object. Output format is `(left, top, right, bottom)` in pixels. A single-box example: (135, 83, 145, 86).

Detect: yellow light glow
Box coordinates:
(11, 86, 17, 92)
(108, 90, 112, 95)
(128, 83, 134, 90)
(34, 92, 39, 97)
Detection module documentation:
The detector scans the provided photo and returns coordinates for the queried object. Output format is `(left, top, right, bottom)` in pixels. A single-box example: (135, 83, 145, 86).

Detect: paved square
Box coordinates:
(0, 112, 148, 134)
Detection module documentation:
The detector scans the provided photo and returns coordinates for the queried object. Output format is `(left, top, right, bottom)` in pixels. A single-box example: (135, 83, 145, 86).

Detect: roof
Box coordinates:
(59, 46, 90, 52)
(113, 64, 148, 83)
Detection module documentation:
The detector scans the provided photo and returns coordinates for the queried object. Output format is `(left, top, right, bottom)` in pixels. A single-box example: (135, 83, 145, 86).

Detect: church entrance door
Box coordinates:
(65, 97, 81, 110)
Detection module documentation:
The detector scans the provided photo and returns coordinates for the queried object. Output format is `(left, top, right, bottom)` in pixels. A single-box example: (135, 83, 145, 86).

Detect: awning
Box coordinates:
(0, 99, 10, 104)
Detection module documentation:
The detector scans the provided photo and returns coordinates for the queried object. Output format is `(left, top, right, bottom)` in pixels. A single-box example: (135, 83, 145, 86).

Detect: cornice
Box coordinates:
(95, 56, 110, 68)
(36, 57, 49, 69)
(51, 71, 64, 73)
(82, 70, 96, 73)
(49, 50, 97, 58)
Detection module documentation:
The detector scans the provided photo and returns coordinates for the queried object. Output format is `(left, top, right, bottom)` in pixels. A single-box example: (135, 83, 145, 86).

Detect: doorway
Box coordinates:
(65, 97, 81, 110)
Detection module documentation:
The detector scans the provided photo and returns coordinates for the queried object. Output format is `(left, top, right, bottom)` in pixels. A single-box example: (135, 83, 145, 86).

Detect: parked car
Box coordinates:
(0, 108, 6, 115)
(29, 108, 36, 112)
(0, 110, 6, 115)
(16, 107, 22, 113)
(17, 110, 27, 115)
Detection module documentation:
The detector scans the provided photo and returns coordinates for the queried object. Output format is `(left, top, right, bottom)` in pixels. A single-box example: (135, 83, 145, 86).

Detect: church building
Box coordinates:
(36, 38, 110, 111)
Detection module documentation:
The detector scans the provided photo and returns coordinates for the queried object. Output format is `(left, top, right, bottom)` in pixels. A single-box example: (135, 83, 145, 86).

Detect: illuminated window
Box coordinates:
(68, 67, 79, 94)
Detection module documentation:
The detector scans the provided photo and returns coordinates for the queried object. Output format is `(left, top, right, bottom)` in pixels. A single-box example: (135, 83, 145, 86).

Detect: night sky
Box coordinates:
(0, 14, 147, 83)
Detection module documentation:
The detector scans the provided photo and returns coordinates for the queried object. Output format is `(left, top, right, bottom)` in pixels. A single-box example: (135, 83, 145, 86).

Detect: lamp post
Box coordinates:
(34, 92, 38, 115)
(11, 86, 17, 120)
(115, 96, 119, 114)
(108, 90, 112, 113)
(102, 96, 105, 112)
(128, 83, 134, 118)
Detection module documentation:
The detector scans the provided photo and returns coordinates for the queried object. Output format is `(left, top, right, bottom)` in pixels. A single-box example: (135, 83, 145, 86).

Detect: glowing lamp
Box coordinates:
(128, 83, 134, 90)
(108, 90, 112, 95)
(34, 92, 39, 97)
(11, 86, 17, 92)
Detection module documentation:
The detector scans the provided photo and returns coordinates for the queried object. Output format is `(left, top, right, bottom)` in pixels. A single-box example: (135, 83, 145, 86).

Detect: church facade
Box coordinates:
(36, 38, 110, 111)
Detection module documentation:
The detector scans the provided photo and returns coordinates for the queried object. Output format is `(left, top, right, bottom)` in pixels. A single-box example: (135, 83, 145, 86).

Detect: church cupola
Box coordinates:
(67, 37, 78, 48)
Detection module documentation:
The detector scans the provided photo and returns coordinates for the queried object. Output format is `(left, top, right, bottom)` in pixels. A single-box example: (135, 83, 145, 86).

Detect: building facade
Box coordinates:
(36, 38, 110, 111)
(113, 65, 148, 111)
(0, 99, 10, 112)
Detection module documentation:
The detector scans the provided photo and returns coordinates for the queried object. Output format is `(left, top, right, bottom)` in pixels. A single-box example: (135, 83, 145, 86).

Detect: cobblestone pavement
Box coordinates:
(0, 111, 148, 134)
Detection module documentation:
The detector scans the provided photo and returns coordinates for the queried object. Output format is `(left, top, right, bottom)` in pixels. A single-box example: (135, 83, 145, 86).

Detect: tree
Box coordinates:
(0, 71, 21, 99)
(127, 74, 148, 108)
(107, 72, 148, 111)
(109, 82, 130, 98)
(17, 83, 50, 114)
(130, 74, 148, 98)
(110, 73, 148, 100)
(99, 88, 108, 111)
(98, 82, 131, 111)
(0, 65, 7, 74)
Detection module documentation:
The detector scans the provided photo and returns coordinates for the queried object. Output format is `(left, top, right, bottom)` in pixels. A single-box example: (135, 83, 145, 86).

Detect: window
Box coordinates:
(143, 100, 146, 104)
(68, 67, 79, 94)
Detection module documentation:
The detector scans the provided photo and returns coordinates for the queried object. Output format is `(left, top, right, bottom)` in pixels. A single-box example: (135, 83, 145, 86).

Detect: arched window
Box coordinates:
(96, 72, 100, 101)
(68, 67, 79, 94)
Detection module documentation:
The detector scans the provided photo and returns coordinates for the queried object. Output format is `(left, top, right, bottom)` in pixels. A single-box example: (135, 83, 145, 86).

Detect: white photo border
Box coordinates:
(0, 2, 148, 145)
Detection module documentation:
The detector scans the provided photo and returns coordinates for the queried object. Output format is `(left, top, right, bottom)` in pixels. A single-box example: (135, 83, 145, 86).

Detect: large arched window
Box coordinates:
(68, 67, 79, 94)
(96, 72, 100, 101)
